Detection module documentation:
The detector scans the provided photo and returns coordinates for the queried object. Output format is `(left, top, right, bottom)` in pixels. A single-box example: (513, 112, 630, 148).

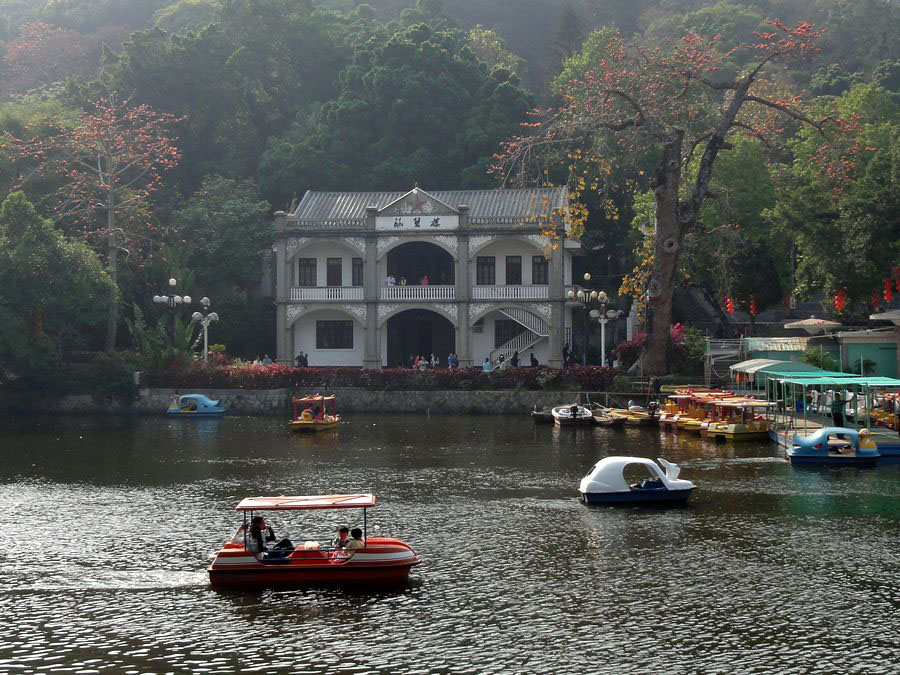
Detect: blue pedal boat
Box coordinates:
(579, 457, 696, 505)
(166, 393, 225, 416)
(788, 427, 879, 467)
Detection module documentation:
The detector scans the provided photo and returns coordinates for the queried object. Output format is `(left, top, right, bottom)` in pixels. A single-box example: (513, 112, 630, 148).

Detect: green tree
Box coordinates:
(173, 175, 272, 291)
(258, 21, 532, 205)
(767, 84, 900, 313)
(0, 191, 114, 366)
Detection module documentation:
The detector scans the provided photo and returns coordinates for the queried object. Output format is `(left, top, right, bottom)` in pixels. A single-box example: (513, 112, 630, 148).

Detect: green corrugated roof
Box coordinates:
(776, 376, 900, 387)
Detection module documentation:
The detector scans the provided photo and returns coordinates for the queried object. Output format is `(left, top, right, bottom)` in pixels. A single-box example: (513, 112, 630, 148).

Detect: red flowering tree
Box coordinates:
(493, 20, 835, 374)
(6, 94, 183, 351)
(2, 23, 90, 97)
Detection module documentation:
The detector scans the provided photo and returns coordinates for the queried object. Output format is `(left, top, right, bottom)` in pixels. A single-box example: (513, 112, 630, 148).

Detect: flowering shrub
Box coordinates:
(145, 364, 616, 391)
(615, 333, 647, 370)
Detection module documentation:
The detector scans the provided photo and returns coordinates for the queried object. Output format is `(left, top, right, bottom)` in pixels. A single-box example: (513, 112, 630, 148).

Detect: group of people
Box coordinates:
(234, 516, 365, 563)
(410, 353, 444, 370)
(482, 351, 539, 372)
(252, 354, 274, 365)
(384, 274, 430, 286)
(293, 351, 309, 367)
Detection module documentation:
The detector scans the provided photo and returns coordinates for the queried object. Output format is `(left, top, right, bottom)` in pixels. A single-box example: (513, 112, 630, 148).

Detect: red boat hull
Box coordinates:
(208, 537, 420, 588)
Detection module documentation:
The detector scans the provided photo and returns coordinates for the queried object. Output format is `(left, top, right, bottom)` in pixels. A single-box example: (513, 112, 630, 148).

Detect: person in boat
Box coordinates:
(570, 404, 579, 418)
(831, 393, 845, 428)
(346, 528, 365, 551)
(332, 525, 350, 550)
(234, 516, 294, 562)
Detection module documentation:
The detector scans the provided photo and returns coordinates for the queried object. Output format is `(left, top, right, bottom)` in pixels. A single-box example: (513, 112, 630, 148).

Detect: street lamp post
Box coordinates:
(191, 296, 219, 363)
(590, 303, 621, 367)
(152, 277, 191, 345)
(567, 272, 604, 366)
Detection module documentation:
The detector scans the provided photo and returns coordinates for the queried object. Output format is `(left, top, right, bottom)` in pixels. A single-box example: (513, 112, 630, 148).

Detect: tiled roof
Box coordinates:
(292, 187, 568, 224)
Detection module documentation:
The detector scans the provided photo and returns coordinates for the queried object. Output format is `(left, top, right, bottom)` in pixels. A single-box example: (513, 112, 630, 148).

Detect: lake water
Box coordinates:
(0, 414, 898, 673)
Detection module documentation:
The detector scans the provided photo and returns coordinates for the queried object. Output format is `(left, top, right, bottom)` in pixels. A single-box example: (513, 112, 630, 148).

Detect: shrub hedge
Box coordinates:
(145, 364, 616, 392)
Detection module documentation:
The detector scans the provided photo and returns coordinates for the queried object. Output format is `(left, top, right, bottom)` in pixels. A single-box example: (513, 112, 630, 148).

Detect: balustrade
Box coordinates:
(380, 285, 456, 301)
(471, 285, 549, 300)
(290, 287, 364, 301)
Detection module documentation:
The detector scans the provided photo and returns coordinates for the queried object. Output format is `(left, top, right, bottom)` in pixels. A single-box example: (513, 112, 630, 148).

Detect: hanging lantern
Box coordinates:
(726, 297, 735, 315)
(749, 295, 758, 317)
(871, 292, 881, 308)
(834, 288, 846, 313)
(884, 277, 893, 302)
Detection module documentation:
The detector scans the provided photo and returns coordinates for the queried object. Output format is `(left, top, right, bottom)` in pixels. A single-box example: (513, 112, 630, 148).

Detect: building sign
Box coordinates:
(375, 215, 459, 231)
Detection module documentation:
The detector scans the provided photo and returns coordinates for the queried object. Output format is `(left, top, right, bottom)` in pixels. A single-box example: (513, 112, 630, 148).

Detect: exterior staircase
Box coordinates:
(489, 308, 549, 367)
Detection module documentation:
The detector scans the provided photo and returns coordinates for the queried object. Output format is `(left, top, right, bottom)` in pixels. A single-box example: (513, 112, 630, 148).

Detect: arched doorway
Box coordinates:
(386, 241, 454, 286)
(386, 309, 455, 367)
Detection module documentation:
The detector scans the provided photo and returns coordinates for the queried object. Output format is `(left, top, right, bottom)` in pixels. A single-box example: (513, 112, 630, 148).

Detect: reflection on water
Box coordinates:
(0, 415, 898, 672)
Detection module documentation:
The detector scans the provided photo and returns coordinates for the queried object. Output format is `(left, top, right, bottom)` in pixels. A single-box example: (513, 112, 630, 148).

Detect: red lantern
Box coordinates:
(749, 296, 758, 317)
(872, 292, 881, 308)
(885, 277, 893, 302)
(726, 297, 735, 315)
(834, 288, 846, 312)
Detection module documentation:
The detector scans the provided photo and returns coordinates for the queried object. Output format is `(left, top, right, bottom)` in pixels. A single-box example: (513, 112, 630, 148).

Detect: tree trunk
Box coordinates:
(104, 190, 118, 353)
(645, 132, 684, 375)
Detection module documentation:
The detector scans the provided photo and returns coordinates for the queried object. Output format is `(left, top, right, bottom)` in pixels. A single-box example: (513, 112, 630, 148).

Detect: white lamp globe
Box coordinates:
(209, 312, 219, 322)
(153, 295, 161, 303)
(598, 290, 608, 303)
(583, 272, 591, 282)
(183, 295, 192, 305)
(191, 311, 202, 321)
(174, 295, 182, 304)
(589, 309, 601, 319)
(590, 290, 598, 301)
(168, 278, 177, 287)
(576, 290, 585, 301)
(567, 290, 575, 300)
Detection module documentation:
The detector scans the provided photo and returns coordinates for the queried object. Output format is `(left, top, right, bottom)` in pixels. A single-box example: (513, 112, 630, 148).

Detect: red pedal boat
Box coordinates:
(208, 494, 421, 587)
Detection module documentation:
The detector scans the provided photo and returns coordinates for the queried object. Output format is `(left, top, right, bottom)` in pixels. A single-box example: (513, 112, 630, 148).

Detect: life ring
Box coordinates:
(662, 237, 679, 254)
(648, 278, 662, 298)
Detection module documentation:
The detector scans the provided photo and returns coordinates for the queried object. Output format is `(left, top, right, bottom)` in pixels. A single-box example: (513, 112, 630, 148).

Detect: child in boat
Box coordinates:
(346, 528, 365, 551)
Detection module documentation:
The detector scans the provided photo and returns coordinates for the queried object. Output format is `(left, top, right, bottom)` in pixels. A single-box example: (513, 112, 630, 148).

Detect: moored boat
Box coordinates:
(552, 404, 594, 426)
(166, 393, 225, 416)
(606, 408, 657, 426)
(208, 494, 421, 587)
(530, 406, 555, 423)
(579, 457, 696, 505)
(593, 411, 626, 427)
(706, 400, 773, 440)
(788, 427, 880, 466)
(289, 394, 340, 432)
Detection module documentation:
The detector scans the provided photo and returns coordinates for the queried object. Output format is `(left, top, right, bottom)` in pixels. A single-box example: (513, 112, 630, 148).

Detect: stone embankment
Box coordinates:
(22, 387, 634, 415)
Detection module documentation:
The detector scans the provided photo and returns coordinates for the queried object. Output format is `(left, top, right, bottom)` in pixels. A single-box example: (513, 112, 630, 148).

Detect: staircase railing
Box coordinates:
(498, 307, 548, 336)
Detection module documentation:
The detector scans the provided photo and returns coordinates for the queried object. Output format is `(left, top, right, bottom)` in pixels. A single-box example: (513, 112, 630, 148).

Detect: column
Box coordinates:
(273, 211, 289, 363)
(363, 207, 381, 368)
(455, 206, 473, 367)
(547, 225, 565, 368)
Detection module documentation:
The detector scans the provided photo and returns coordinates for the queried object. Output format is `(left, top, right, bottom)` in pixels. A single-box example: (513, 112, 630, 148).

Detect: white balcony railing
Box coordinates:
(380, 285, 456, 301)
(472, 285, 549, 300)
(291, 287, 364, 301)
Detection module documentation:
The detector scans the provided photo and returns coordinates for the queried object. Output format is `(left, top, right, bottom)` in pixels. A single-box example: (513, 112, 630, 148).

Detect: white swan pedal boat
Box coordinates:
(579, 457, 696, 505)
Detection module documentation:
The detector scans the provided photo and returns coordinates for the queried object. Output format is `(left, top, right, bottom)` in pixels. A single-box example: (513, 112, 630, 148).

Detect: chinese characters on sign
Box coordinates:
(376, 215, 459, 231)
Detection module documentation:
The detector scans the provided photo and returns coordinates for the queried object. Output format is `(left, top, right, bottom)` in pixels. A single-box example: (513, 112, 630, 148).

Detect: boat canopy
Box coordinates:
(235, 494, 375, 511)
(775, 376, 900, 388)
(730, 358, 784, 374)
(179, 393, 219, 406)
(293, 394, 336, 404)
(713, 400, 775, 408)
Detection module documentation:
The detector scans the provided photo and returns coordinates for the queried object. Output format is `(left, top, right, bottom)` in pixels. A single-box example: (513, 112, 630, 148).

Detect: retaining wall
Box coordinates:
(10, 387, 637, 416)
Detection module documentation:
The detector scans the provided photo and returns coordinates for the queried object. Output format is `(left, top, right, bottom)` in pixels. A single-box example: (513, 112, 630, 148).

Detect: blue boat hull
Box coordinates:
(166, 409, 225, 416)
(581, 488, 694, 505)
(787, 451, 878, 467)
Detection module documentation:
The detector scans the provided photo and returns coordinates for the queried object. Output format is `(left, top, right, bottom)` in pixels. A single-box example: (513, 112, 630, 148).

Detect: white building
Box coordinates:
(273, 186, 582, 368)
